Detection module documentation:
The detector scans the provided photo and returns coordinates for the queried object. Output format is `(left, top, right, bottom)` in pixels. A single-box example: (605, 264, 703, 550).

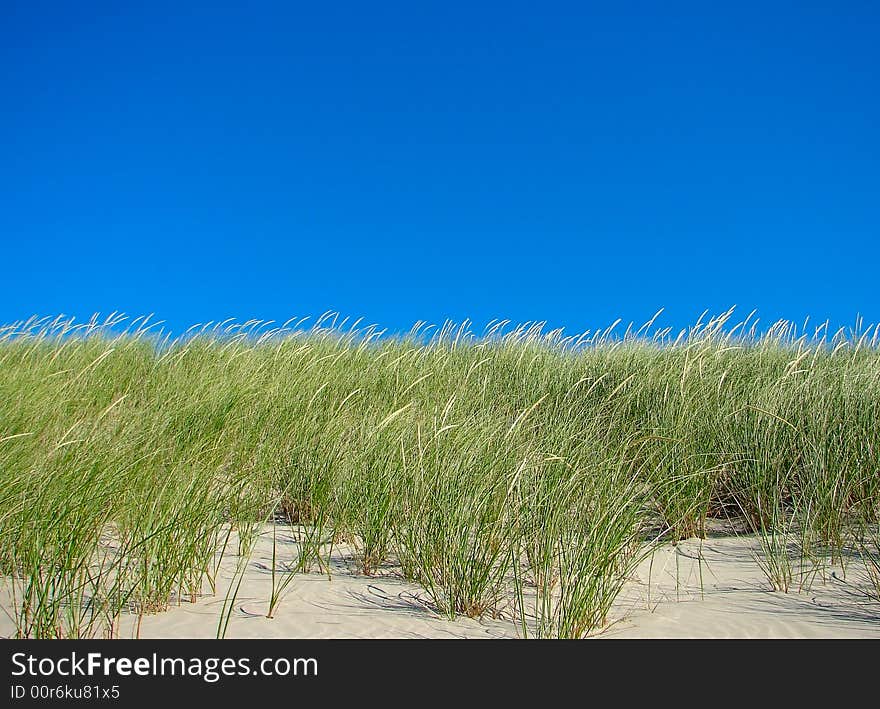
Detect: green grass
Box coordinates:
(1, 310, 879, 638)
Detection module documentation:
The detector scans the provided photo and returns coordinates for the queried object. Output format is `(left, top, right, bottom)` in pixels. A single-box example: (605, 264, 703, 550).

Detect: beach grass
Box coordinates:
(1, 309, 878, 637)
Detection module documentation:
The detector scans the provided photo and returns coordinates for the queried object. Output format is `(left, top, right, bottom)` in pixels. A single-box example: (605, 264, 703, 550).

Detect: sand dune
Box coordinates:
(3, 529, 878, 639)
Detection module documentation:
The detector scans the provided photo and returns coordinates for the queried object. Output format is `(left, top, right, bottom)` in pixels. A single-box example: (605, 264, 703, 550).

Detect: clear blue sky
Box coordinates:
(2, 1, 878, 337)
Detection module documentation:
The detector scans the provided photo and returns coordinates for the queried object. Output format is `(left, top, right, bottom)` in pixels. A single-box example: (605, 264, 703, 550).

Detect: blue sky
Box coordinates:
(2, 1, 878, 338)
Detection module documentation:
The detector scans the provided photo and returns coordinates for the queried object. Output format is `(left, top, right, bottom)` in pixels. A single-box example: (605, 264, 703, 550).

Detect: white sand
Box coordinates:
(606, 537, 879, 638)
(3, 528, 878, 639)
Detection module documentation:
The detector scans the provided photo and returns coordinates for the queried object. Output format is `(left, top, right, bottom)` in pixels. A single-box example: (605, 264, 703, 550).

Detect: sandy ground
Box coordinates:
(605, 537, 879, 638)
(2, 527, 878, 639)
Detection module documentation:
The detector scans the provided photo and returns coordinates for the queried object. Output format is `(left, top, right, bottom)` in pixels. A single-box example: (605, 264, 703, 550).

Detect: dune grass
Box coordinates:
(1, 309, 878, 638)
